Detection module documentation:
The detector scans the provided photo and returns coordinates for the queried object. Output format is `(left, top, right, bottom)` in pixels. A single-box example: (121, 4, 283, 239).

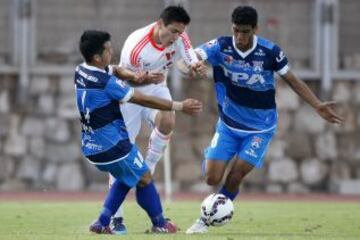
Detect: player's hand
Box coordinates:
(144, 72, 165, 84)
(315, 101, 344, 124)
(190, 61, 207, 79)
(181, 99, 203, 116)
(133, 72, 165, 85)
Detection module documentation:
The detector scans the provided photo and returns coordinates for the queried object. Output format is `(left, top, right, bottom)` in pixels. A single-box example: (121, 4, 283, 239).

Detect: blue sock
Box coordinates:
(99, 179, 130, 227)
(136, 181, 166, 227)
(219, 185, 239, 201)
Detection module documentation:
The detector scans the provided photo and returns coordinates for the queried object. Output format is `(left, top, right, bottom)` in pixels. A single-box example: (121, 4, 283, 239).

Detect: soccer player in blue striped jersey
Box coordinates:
(185, 6, 344, 234)
(75, 30, 202, 234)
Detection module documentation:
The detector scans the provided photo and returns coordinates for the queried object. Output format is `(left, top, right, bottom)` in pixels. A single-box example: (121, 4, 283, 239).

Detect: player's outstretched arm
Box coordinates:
(281, 70, 344, 124)
(112, 66, 165, 85)
(129, 90, 202, 116)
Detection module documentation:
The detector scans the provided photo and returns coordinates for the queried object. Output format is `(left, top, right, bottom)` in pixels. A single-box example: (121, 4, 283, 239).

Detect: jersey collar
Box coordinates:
(232, 35, 258, 58)
(81, 62, 107, 73)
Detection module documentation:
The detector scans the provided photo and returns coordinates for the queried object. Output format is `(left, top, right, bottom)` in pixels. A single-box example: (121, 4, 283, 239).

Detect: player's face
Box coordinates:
(95, 41, 113, 67)
(232, 24, 257, 51)
(158, 21, 186, 47)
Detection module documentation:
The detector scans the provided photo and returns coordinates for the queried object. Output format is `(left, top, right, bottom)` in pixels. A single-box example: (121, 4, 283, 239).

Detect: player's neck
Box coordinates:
(236, 36, 254, 52)
(152, 25, 163, 46)
(87, 61, 105, 70)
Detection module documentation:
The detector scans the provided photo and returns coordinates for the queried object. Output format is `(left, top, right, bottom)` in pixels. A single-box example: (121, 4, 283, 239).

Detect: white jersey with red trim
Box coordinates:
(120, 22, 198, 88)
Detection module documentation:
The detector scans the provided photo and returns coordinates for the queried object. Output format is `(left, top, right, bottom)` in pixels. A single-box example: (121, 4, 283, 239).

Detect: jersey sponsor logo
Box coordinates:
(221, 65, 265, 86)
(84, 141, 103, 151)
(254, 48, 266, 56)
(223, 46, 233, 53)
(276, 51, 285, 63)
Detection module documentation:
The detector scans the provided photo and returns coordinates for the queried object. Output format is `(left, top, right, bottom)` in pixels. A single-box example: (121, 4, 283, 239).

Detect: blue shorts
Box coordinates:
(94, 145, 148, 188)
(204, 120, 275, 168)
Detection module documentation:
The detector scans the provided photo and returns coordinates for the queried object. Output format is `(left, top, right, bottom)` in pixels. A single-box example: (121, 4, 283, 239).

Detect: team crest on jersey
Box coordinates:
(252, 61, 264, 73)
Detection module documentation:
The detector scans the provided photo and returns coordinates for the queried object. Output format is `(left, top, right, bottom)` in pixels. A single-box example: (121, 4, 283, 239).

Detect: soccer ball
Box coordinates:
(200, 193, 234, 226)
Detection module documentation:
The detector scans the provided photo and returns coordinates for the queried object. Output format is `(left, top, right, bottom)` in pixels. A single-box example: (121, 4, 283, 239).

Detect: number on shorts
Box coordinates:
(133, 152, 144, 168)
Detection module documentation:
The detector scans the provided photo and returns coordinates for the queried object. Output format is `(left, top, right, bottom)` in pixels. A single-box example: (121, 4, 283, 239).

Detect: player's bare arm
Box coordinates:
(281, 70, 344, 124)
(112, 66, 165, 85)
(176, 56, 207, 79)
(129, 90, 203, 116)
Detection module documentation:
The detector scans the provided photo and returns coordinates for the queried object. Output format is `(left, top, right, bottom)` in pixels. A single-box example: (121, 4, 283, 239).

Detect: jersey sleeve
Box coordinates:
(104, 76, 134, 103)
(272, 45, 290, 75)
(177, 32, 199, 66)
(195, 38, 220, 65)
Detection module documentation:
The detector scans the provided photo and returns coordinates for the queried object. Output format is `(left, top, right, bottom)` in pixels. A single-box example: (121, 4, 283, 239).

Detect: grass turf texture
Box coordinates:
(0, 201, 359, 240)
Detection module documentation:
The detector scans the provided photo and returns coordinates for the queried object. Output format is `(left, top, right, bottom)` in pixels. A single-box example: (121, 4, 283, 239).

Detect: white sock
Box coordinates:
(145, 128, 171, 174)
(109, 174, 124, 218)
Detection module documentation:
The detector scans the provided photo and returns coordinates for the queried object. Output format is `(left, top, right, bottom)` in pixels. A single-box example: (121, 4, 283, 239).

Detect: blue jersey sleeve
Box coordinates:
(196, 38, 221, 66)
(271, 45, 289, 75)
(104, 76, 134, 102)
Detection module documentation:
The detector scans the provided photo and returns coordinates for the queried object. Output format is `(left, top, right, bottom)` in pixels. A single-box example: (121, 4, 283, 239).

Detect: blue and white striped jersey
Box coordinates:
(196, 35, 289, 132)
(74, 63, 134, 164)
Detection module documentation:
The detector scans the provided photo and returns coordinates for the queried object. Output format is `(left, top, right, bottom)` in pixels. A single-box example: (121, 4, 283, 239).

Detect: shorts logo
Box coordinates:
(245, 136, 263, 158)
(251, 136, 263, 149)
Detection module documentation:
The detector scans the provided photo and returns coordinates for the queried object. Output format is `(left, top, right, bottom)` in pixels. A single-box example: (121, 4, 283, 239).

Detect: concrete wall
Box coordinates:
(0, 73, 359, 194)
(0, 0, 359, 193)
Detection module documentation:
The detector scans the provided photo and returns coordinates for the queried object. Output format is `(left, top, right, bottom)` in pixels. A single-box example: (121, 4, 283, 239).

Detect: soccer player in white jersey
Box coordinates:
(109, 5, 207, 234)
(183, 6, 344, 234)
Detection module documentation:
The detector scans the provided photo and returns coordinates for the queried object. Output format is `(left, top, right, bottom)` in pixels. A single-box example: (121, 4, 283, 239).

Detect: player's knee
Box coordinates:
(137, 172, 152, 187)
(205, 173, 222, 186)
(158, 113, 175, 134)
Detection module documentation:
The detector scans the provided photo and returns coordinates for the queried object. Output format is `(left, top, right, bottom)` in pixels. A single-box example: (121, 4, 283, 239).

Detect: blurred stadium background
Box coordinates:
(0, 0, 359, 197)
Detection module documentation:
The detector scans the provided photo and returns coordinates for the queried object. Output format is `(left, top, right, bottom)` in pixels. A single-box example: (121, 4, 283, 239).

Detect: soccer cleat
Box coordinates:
(185, 218, 209, 234)
(89, 220, 113, 234)
(111, 217, 127, 235)
(149, 220, 178, 234)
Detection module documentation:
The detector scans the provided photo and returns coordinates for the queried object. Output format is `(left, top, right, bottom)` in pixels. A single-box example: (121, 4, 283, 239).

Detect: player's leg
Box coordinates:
(219, 158, 254, 200)
(90, 146, 148, 234)
(108, 174, 126, 234)
(186, 121, 238, 234)
(109, 102, 143, 231)
(135, 171, 177, 233)
(219, 130, 275, 201)
(143, 86, 174, 174)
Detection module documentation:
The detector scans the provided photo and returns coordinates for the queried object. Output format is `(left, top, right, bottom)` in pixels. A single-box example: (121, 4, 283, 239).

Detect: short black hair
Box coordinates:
(79, 30, 111, 63)
(231, 6, 258, 28)
(160, 5, 191, 26)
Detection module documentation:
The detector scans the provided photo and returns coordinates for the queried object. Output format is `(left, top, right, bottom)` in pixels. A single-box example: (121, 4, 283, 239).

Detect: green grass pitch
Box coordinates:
(0, 200, 359, 240)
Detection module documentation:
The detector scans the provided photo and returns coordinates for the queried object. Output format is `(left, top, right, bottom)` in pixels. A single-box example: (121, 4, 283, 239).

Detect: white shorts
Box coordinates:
(120, 84, 172, 143)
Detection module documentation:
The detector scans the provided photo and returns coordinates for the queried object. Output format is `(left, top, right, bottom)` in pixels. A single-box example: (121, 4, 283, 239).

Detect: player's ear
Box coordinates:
(254, 25, 259, 33)
(158, 19, 165, 28)
(93, 54, 102, 63)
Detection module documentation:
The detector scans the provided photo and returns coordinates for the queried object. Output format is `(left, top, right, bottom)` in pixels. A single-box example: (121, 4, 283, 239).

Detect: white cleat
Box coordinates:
(185, 218, 209, 234)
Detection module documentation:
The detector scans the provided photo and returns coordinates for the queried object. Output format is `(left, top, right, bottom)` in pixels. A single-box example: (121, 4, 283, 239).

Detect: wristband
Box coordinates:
(172, 101, 183, 111)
